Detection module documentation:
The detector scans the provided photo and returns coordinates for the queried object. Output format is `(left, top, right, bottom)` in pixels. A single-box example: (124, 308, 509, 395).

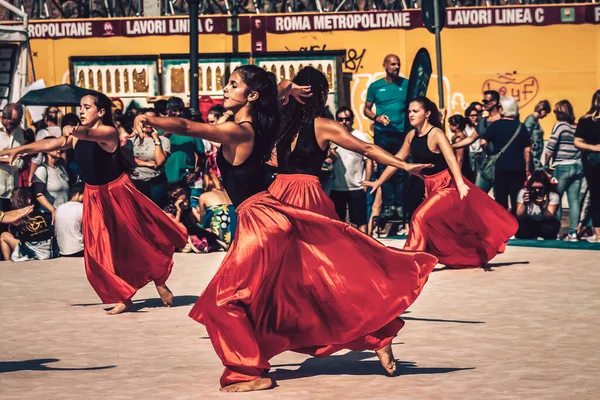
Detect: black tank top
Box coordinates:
(74, 140, 123, 185)
(217, 121, 265, 208)
(410, 127, 448, 176)
(277, 119, 327, 176)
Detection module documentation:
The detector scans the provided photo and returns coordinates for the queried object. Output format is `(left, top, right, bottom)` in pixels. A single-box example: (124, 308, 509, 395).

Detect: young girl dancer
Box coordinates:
(153, 66, 438, 393)
(364, 96, 517, 268)
(0, 93, 187, 314)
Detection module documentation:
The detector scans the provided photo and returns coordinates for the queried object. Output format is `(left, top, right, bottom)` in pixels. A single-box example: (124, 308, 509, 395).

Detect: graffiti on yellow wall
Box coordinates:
(482, 74, 540, 108)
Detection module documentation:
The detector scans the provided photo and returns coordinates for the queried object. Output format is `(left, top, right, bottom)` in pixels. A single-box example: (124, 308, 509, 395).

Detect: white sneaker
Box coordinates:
(586, 235, 599, 243)
(565, 233, 579, 242)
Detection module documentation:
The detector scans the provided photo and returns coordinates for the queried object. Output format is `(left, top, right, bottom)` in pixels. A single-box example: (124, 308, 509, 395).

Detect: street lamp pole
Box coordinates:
(188, 0, 200, 115)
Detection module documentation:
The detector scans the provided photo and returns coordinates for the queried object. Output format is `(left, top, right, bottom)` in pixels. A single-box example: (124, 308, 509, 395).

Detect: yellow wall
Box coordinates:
(266, 24, 600, 138)
(29, 23, 600, 138)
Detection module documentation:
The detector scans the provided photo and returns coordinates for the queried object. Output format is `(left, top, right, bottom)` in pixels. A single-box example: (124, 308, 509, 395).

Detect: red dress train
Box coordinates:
(83, 174, 188, 303)
(189, 175, 438, 388)
(404, 169, 518, 268)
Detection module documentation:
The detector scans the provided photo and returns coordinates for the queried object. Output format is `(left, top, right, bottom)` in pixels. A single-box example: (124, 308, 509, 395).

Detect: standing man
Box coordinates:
(329, 106, 372, 233)
(0, 104, 25, 212)
(363, 54, 409, 221)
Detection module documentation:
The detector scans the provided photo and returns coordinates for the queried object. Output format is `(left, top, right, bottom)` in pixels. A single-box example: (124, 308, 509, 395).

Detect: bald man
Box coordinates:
(363, 54, 409, 222)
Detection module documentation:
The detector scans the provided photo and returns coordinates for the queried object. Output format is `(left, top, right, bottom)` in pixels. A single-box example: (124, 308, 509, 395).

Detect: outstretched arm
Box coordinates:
(134, 115, 252, 145)
(452, 131, 479, 149)
(316, 119, 431, 174)
(69, 125, 118, 145)
(0, 136, 74, 165)
(360, 132, 415, 193)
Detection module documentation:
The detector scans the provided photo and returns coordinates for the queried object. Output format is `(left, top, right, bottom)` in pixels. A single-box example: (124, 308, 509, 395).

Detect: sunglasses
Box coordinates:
(482, 99, 491, 105)
(468, 114, 479, 118)
(337, 117, 352, 122)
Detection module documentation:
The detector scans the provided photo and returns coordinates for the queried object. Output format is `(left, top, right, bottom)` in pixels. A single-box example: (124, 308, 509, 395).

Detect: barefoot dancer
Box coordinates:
(0, 93, 187, 314)
(137, 65, 438, 392)
(363, 97, 517, 268)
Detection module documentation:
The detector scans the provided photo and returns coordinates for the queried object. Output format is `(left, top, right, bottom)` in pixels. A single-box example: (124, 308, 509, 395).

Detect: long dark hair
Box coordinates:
(448, 115, 467, 131)
(85, 92, 116, 128)
(277, 66, 329, 150)
(410, 96, 444, 130)
(234, 65, 280, 162)
(585, 89, 600, 118)
(11, 188, 32, 227)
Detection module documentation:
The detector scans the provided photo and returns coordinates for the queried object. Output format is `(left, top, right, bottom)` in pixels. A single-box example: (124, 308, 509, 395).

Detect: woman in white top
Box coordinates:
(32, 138, 70, 221)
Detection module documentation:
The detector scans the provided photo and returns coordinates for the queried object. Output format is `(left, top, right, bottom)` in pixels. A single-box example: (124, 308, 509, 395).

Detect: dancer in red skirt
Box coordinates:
(144, 65, 437, 392)
(0, 93, 187, 314)
(363, 96, 518, 268)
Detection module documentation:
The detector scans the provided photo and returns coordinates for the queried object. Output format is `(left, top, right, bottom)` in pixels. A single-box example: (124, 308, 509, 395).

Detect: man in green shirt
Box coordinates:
(364, 54, 409, 222)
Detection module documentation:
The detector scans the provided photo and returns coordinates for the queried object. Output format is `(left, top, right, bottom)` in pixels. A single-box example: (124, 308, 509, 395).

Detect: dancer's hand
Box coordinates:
(457, 183, 470, 200)
(133, 115, 149, 136)
(1, 206, 34, 224)
(361, 180, 381, 194)
(0, 147, 21, 166)
(62, 123, 79, 138)
(405, 162, 434, 176)
(282, 84, 312, 105)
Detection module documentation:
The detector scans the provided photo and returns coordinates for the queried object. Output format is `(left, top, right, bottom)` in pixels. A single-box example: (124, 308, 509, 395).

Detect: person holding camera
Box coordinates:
(515, 171, 561, 239)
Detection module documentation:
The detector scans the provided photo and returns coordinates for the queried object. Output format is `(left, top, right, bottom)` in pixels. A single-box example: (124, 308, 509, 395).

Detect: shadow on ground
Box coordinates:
(434, 261, 530, 272)
(72, 295, 198, 312)
(0, 358, 116, 373)
(271, 351, 474, 380)
(402, 316, 484, 324)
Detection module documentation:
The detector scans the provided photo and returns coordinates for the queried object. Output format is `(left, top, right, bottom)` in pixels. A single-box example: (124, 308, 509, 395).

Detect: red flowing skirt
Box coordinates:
(189, 176, 437, 387)
(404, 169, 518, 268)
(268, 173, 338, 219)
(82, 174, 187, 304)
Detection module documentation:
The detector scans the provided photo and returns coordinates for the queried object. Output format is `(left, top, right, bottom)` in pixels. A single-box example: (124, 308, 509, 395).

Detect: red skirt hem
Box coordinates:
(83, 174, 187, 304)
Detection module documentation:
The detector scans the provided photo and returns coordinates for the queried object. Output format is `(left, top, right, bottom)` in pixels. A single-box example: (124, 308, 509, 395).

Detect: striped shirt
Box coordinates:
(544, 122, 581, 166)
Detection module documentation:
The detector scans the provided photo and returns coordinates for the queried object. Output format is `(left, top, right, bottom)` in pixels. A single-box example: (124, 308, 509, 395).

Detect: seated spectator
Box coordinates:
(198, 172, 236, 246)
(164, 184, 224, 253)
(515, 171, 561, 240)
(0, 188, 58, 261)
(128, 108, 171, 207)
(54, 183, 84, 257)
(32, 138, 70, 219)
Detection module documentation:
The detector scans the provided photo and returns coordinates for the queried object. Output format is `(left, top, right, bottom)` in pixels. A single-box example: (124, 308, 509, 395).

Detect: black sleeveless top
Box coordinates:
(74, 140, 123, 185)
(276, 119, 328, 176)
(216, 121, 265, 208)
(410, 127, 448, 176)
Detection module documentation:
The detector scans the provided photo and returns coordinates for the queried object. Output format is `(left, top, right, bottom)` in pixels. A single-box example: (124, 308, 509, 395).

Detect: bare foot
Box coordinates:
(375, 342, 397, 376)
(156, 284, 173, 307)
(106, 300, 133, 315)
(220, 377, 274, 393)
